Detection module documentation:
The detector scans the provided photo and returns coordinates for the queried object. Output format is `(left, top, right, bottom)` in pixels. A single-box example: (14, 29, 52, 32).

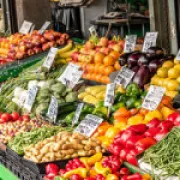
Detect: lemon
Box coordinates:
(166, 80, 179, 91)
(168, 68, 180, 79)
(156, 78, 164, 86)
(174, 58, 180, 65)
(163, 60, 174, 68)
(151, 75, 159, 85)
(177, 77, 180, 84)
(174, 64, 180, 70)
(163, 78, 171, 87)
(157, 67, 168, 78)
(165, 91, 178, 98)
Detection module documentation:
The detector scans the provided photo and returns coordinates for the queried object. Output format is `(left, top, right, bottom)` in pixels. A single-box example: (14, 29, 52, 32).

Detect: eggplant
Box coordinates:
(133, 65, 151, 88)
(131, 66, 140, 73)
(173, 94, 180, 109)
(118, 53, 131, 66)
(160, 54, 175, 63)
(146, 47, 164, 60)
(149, 59, 162, 75)
(127, 52, 141, 69)
(138, 54, 149, 66)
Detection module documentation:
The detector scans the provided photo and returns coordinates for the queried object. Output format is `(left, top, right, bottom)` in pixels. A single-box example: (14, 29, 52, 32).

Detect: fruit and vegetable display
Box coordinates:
(0, 30, 70, 65)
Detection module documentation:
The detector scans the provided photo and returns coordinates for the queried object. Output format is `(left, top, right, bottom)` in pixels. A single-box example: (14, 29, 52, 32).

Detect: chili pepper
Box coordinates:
(128, 124, 147, 134)
(126, 154, 138, 166)
(126, 135, 144, 149)
(63, 168, 88, 179)
(59, 169, 67, 176)
(102, 156, 122, 173)
(70, 174, 83, 180)
(127, 172, 142, 180)
(146, 118, 160, 128)
(106, 174, 119, 180)
(118, 94, 128, 104)
(113, 131, 125, 144)
(126, 83, 141, 97)
(119, 168, 131, 176)
(121, 175, 128, 180)
(82, 104, 94, 114)
(96, 101, 104, 108)
(158, 120, 174, 131)
(114, 92, 122, 103)
(45, 163, 59, 176)
(167, 112, 180, 126)
(95, 174, 105, 180)
(87, 152, 103, 166)
(80, 157, 90, 169)
(98, 136, 112, 147)
(126, 96, 138, 109)
(93, 107, 108, 117)
(94, 162, 111, 177)
(54, 176, 67, 180)
(144, 127, 161, 138)
(140, 91, 147, 99)
(108, 143, 122, 156)
(105, 127, 120, 139)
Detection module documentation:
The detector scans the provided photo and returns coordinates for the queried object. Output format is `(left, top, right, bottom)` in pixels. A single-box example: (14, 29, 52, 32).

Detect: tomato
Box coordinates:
(0, 118, 6, 123)
(22, 115, 30, 121)
(1, 113, 12, 122)
(11, 112, 20, 121)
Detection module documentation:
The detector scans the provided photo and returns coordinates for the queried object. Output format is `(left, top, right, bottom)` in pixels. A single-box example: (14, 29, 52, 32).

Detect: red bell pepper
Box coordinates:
(102, 155, 122, 173)
(129, 148, 139, 156)
(96, 174, 105, 180)
(108, 143, 122, 156)
(121, 175, 128, 180)
(128, 124, 147, 134)
(126, 135, 144, 149)
(146, 118, 161, 128)
(127, 172, 142, 180)
(126, 154, 138, 166)
(135, 137, 156, 154)
(158, 120, 174, 131)
(119, 168, 131, 176)
(113, 131, 125, 144)
(167, 112, 180, 126)
(84, 178, 96, 180)
(154, 129, 169, 141)
(59, 169, 67, 176)
(119, 149, 130, 161)
(144, 127, 161, 138)
(45, 163, 59, 175)
(70, 174, 83, 180)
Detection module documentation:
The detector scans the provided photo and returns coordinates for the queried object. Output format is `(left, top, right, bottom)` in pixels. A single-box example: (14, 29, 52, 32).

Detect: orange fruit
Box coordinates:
(104, 66, 115, 76)
(91, 73, 97, 81)
(94, 64, 101, 73)
(86, 73, 91, 80)
(94, 52, 105, 64)
(98, 65, 106, 75)
(103, 55, 116, 66)
(101, 76, 110, 84)
(109, 51, 120, 60)
(114, 61, 121, 70)
(95, 74, 102, 82)
(89, 64, 95, 73)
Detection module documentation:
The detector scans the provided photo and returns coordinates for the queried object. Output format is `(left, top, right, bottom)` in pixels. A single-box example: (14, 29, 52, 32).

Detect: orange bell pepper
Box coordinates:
(106, 174, 119, 180)
(96, 123, 112, 136)
(114, 107, 131, 119)
(114, 116, 128, 124)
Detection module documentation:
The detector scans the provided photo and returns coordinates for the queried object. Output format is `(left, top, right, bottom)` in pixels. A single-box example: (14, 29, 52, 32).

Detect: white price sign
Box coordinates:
(47, 96, 58, 123)
(124, 35, 137, 53)
(24, 86, 38, 112)
(176, 49, 180, 61)
(143, 32, 158, 52)
(18, 93, 27, 107)
(89, 26, 98, 36)
(142, 85, 165, 111)
(104, 83, 116, 107)
(114, 67, 135, 88)
(42, 47, 58, 70)
(58, 63, 83, 88)
(72, 103, 84, 126)
(74, 114, 103, 137)
(19, 20, 33, 34)
(39, 21, 51, 34)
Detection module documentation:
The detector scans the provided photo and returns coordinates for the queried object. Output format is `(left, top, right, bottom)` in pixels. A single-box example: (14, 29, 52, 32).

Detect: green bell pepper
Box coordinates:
(126, 96, 138, 109)
(118, 94, 128, 103)
(111, 102, 125, 112)
(65, 112, 75, 125)
(134, 100, 142, 108)
(114, 92, 122, 103)
(126, 83, 142, 97)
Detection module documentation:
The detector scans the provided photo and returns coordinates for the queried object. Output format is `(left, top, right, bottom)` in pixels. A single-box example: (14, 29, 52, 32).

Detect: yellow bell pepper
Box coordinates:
(114, 121, 127, 130)
(89, 169, 97, 178)
(105, 127, 120, 139)
(80, 157, 90, 169)
(161, 106, 175, 119)
(97, 136, 112, 147)
(94, 162, 111, 177)
(144, 110, 163, 123)
(127, 114, 144, 126)
(63, 168, 88, 178)
(106, 174, 119, 180)
(88, 152, 103, 166)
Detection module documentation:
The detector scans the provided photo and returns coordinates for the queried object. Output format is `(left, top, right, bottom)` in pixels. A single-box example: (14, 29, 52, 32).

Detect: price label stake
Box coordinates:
(39, 21, 51, 34)
(72, 103, 84, 126)
(74, 114, 103, 137)
(47, 96, 58, 123)
(176, 49, 180, 61)
(124, 35, 137, 53)
(142, 85, 165, 111)
(58, 63, 83, 88)
(104, 83, 116, 107)
(114, 67, 135, 88)
(142, 32, 158, 52)
(19, 20, 33, 34)
(89, 26, 98, 36)
(42, 47, 58, 71)
(24, 86, 38, 112)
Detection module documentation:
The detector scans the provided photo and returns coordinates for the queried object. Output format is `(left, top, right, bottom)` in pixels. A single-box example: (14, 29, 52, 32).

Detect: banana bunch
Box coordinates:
(55, 42, 78, 65)
(78, 85, 107, 105)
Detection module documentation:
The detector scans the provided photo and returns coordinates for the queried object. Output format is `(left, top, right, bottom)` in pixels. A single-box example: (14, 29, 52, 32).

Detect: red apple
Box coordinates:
(33, 47, 42, 54)
(85, 41, 95, 50)
(16, 51, 25, 59)
(113, 44, 122, 53)
(99, 37, 109, 47)
(56, 39, 65, 46)
(48, 41, 55, 47)
(27, 49, 35, 56)
(40, 37, 47, 44)
(42, 43, 50, 51)
(71, 52, 79, 62)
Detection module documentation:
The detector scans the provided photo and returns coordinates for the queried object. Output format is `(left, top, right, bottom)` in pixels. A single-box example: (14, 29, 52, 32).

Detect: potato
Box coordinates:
(30, 156, 39, 163)
(61, 150, 67, 155)
(67, 149, 75, 155)
(78, 150, 86, 156)
(35, 143, 42, 149)
(42, 157, 50, 162)
(36, 154, 43, 161)
(84, 145, 91, 151)
(53, 143, 61, 151)
(40, 146, 49, 155)
(76, 144, 84, 150)
(55, 152, 62, 158)
(71, 153, 78, 158)
(95, 146, 102, 152)
(62, 143, 73, 150)
(88, 150, 96, 155)
(31, 148, 39, 156)
(64, 155, 71, 159)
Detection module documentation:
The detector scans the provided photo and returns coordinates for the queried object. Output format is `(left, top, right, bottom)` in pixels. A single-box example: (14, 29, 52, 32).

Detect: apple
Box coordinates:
(44, 33, 55, 41)
(7, 51, 16, 59)
(60, 33, 69, 40)
(33, 41, 42, 48)
(0, 60, 7, 65)
(95, 46, 101, 52)
(89, 49, 96, 56)
(16, 51, 25, 59)
(25, 42, 34, 49)
(48, 41, 55, 47)
(99, 37, 109, 47)
(100, 47, 111, 55)
(85, 41, 95, 50)
(113, 44, 122, 53)
(19, 45, 27, 52)
(27, 49, 35, 56)
(71, 52, 79, 62)
(118, 40, 125, 49)
(56, 39, 65, 46)
(6, 58, 15, 62)
(42, 43, 50, 51)
(40, 37, 47, 44)
(33, 47, 42, 54)
(80, 48, 87, 54)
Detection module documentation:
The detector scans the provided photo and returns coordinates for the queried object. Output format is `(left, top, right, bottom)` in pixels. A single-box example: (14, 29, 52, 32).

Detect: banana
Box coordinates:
(57, 42, 73, 54)
(59, 48, 78, 58)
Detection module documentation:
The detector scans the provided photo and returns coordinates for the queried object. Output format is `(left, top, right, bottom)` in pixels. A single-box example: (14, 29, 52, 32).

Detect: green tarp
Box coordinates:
(0, 165, 19, 180)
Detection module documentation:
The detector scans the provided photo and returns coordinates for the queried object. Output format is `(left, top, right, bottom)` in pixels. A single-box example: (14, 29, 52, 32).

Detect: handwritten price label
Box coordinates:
(47, 96, 58, 123)
(39, 21, 51, 34)
(19, 20, 33, 34)
(104, 83, 116, 107)
(124, 35, 137, 53)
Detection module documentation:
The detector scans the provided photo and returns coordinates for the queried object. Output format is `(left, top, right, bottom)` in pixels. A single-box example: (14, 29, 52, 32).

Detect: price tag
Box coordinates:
(72, 103, 84, 126)
(24, 86, 38, 112)
(114, 67, 135, 88)
(58, 63, 83, 88)
(42, 47, 58, 70)
(104, 83, 116, 107)
(124, 35, 137, 53)
(19, 93, 28, 107)
(176, 49, 180, 61)
(89, 26, 98, 36)
(39, 21, 51, 34)
(142, 32, 158, 52)
(30, 24, 35, 36)
(142, 85, 165, 111)
(74, 114, 103, 137)
(47, 96, 58, 123)
(19, 20, 33, 34)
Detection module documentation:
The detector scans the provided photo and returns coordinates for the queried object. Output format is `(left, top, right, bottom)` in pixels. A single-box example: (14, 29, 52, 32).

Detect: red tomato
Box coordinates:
(22, 115, 30, 121)
(1, 113, 11, 122)
(11, 112, 20, 121)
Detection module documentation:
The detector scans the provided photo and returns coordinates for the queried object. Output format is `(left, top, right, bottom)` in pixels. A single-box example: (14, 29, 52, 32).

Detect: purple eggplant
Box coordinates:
(138, 54, 149, 66)
(149, 59, 162, 75)
(131, 66, 140, 73)
(127, 52, 141, 69)
(133, 65, 151, 88)
(118, 53, 131, 66)
(146, 47, 164, 60)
